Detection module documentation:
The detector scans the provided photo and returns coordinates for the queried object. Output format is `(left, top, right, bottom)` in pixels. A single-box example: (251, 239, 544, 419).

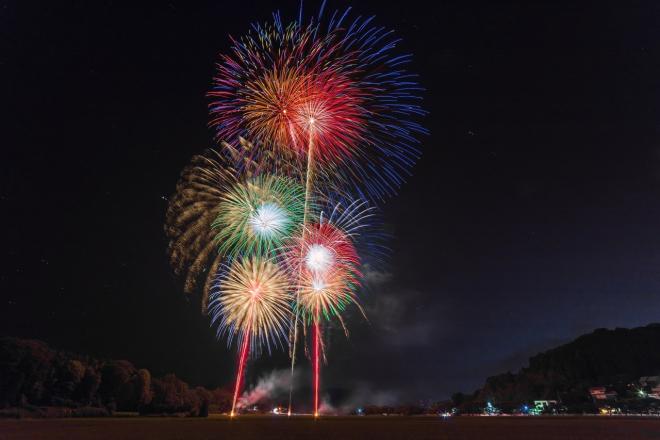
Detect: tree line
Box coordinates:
(0, 337, 232, 417)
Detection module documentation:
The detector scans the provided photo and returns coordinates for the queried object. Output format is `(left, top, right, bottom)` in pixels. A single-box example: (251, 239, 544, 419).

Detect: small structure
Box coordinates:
(638, 376, 660, 399)
(589, 387, 617, 402)
(533, 400, 558, 415)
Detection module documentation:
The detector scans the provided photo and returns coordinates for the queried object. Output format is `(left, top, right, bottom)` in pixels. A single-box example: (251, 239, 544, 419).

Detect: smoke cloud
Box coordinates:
(236, 368, 400, 414)
(338, 383, 400, 412)
(238, 369, 294, 409)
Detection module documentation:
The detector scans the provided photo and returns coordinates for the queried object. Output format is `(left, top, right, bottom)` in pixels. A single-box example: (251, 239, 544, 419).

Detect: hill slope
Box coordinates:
(466, 324, 660, 408)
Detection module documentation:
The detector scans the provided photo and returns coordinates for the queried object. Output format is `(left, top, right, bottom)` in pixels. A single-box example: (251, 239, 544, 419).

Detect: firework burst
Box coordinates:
(212, 175, 307, 257)
(209, 5, 427, 201)
(284, 222, 362, 324)
(209, 256, 292, 351)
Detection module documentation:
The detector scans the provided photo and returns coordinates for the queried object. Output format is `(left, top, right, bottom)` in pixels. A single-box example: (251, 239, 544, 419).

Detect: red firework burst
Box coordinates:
(209, 23, 373, 178)
(282, 222, 362, 322)
(209, 9, 427, 201)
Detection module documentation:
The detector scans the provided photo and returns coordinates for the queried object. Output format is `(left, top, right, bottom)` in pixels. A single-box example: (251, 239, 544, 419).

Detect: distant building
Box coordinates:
(533, 400, 558, 415)
(639, 376, 660, 387)
(589, 387, 617, 401)
(638, 376, 660, 399)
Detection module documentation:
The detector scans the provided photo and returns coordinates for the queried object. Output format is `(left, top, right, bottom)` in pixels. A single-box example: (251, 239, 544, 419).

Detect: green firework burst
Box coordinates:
(212, 175, 307, 257)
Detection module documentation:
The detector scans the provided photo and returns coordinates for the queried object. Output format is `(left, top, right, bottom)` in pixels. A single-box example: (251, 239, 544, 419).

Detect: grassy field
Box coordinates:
(2, 415, 660, 440)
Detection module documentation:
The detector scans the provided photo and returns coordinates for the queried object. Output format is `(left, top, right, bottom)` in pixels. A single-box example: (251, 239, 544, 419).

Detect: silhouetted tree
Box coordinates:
(135, 369, 152, 411)
(144, 374, 200, 415)
(98, 360, 136, 410)
(0, 338, 55, 407)
(210, 387, 233, 413)
(451, 392, 466, 407)
(195, 387, 213, 417)
(75, 366, 101, 406)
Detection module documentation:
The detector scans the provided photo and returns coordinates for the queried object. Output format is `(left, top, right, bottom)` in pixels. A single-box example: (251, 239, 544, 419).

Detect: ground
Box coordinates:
(2, 415, 660, 440)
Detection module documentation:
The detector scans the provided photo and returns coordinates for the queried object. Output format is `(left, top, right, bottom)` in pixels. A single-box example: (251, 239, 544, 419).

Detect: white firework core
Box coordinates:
(312, 277, 326, 292)
(248, 202, 288, 238)
(305, 244, 334, 274)
(249, 282, 262, 299)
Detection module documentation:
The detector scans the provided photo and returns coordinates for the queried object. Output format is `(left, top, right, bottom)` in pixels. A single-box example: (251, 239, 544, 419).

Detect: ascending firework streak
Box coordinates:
(313, 305, 320, 417)
(231, 325, 250, 418)
(209, 256, 292, 416)
(287, 120, 316, 416)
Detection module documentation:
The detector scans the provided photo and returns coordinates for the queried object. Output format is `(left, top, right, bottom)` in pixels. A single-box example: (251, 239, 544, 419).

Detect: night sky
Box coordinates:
(4, 0, 660, 405)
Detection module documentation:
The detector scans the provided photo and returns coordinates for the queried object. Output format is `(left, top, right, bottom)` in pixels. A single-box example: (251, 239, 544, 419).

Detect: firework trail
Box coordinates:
(313, 309, 320, 418)
(209, 256, 292, 415)
(231, 329, 250, 417)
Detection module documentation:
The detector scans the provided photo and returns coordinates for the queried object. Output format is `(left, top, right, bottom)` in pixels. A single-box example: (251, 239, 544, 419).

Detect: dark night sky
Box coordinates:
(3, 0, 660, 405)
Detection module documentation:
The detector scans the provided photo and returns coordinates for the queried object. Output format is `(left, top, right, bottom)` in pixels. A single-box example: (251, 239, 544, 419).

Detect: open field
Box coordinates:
(2, 416, 660, 440)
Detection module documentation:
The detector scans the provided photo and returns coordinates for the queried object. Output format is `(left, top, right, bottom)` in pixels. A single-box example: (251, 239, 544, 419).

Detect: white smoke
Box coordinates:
(362, 264, 392, 285)
(339, 383, 400, 413)
(319, 398, 337, 415)
(236, 369, 399, 414)
(237, 369, 294, 409)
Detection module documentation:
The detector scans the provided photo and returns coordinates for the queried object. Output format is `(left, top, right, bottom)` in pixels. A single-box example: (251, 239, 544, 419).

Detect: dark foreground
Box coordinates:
(2, 416, 660, 440)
